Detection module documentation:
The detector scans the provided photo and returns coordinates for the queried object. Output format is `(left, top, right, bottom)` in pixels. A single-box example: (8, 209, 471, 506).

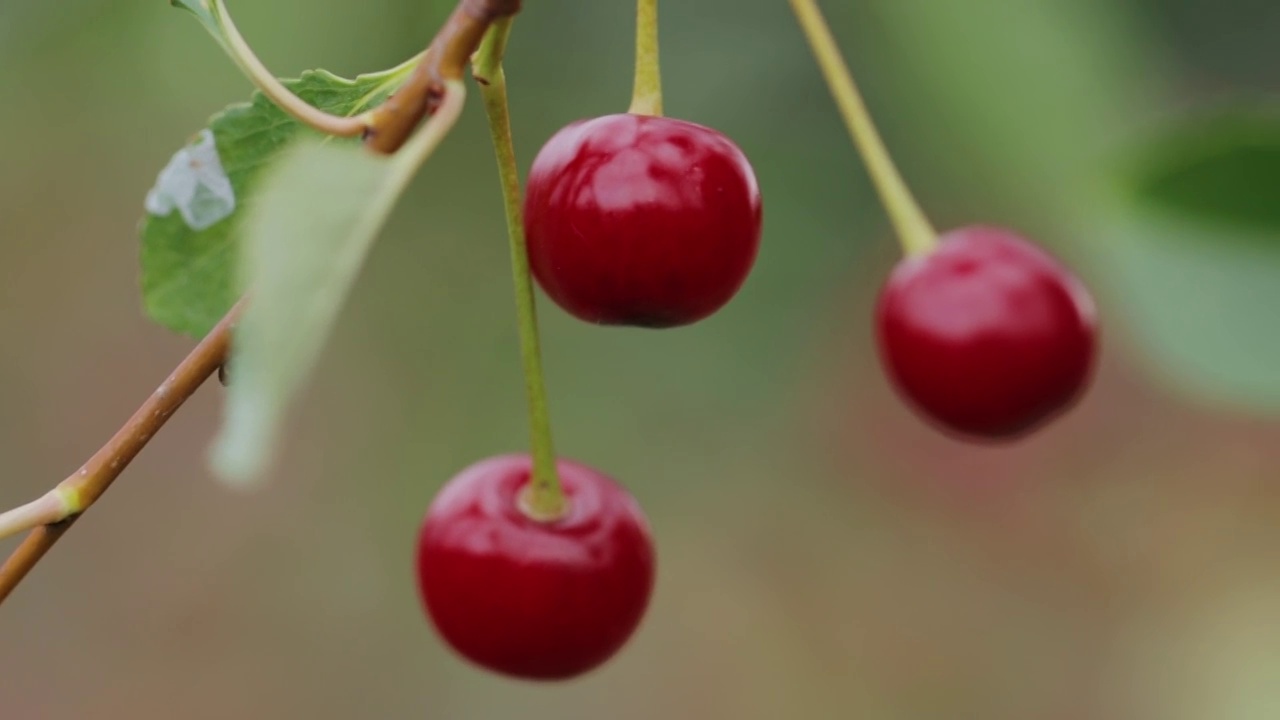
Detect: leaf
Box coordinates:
(208, 140, 394, 485)
(1108, 109, 1280, 410)
(139, 65, 413, 338)
(1123, 108, 1280, 235)
(846, 0, 1156, 220)
(207, 81, 463, 486)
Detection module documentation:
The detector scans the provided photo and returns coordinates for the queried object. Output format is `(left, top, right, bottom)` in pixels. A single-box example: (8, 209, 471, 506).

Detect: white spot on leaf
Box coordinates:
(145, 129, 236, 231)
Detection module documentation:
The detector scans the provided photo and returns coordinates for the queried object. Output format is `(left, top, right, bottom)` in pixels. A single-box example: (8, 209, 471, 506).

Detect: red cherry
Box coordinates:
(415, 454, 655, 680)
(875, 226, 1098, 440)
(523, 113, 763, 328)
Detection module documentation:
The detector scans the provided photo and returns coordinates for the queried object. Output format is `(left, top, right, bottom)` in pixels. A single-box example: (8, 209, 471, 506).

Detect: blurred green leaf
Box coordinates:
(1123, 109, 1280, 234)
(208, 76, 461, 487)
(139, 66, 411, 338)
(851, 0, 1160, 226)
(1108, 109, 1280, 409)
(209, 139, 395, 485)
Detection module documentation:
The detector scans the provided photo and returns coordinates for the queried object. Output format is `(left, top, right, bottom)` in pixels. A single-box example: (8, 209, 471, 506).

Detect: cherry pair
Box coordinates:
(520, 114, 1097, 440)
(410, 109, 757, 684)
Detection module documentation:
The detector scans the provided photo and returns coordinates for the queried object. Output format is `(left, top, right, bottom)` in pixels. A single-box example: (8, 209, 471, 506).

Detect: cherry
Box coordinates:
(875, 226, 1098, 440)
(523, 113, 763, 328)
(415, 454, 655, 680)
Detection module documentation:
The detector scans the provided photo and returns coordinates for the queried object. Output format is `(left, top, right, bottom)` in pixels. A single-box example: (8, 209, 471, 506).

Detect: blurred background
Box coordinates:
(2, 0, 1279, 717)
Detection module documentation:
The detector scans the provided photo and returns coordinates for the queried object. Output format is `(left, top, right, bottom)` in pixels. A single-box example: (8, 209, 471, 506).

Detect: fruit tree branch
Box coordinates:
(0, 299, 246, 605)
(0, 0, 516, 610)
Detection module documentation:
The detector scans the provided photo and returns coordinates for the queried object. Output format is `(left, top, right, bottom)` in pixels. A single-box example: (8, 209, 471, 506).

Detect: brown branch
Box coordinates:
(364, 0, 521, 154)
(0, 299, 246, 605)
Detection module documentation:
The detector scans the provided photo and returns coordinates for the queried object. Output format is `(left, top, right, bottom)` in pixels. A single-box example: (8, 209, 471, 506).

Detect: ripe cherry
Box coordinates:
(523, 113, 763, 328)
(875, 226, 1098, 440)
(415, 454, 655, 680)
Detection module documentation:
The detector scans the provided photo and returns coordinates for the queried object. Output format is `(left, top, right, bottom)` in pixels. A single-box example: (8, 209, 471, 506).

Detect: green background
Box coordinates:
(1, 0, 1279, 717)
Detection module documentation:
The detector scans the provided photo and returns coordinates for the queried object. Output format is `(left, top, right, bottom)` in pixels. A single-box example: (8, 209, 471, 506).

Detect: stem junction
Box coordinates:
(365, 0, 522, 154)
(0, 300, 245, 604)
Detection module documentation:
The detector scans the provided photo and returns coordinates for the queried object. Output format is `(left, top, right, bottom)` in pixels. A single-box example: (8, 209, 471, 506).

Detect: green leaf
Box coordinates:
(203, 72, 462, 487)
(1123, 109, 1280, 235)
(140, 65, 412, 338)
(209, 139, 395, 484)
(206, 81, 459, 484)
(1109, 109, 1280, 411)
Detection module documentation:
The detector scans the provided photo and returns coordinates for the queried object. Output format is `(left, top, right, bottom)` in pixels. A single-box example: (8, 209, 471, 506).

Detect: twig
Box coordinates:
(364, 0, 522, 154)
(0, 299, 246, 605)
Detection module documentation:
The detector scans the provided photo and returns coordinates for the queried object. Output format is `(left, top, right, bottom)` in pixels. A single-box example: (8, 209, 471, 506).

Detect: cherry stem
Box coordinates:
(0, 300, 245, 605)
(788, 0, 938, 257)
(628, 0, 664, 116)
(474, 18, 568, 521)
(210, 0, 372, 139)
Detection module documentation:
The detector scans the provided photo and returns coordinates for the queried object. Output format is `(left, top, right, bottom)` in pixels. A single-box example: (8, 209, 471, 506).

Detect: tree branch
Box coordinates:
(0, 299, 246, 605)
(0, 0, 521, 610)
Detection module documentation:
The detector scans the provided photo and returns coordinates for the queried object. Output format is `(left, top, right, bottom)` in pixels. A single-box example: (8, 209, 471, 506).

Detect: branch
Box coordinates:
(0, 299, 246, 605)
(0, 0, 516, 610)
(364, 0, 522, 154)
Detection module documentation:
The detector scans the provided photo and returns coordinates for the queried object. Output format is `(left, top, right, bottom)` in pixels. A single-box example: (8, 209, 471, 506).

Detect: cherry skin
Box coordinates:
(415, 454, 655, 680)
(523, 113, 763, 328)
(875, 226, 1098, 441)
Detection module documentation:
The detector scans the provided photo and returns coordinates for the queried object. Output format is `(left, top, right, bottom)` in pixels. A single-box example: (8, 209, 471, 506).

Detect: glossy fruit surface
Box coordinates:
(416, 454, 655, 680)
(523, 113, 763, 328)
(875, 226, 1098, 440)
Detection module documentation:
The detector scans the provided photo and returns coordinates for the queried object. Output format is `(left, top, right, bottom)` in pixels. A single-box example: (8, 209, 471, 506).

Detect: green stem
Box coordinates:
(474, 18, 567, 521)
(628, 0, 663, 116)
(789, 0, 937, 256)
